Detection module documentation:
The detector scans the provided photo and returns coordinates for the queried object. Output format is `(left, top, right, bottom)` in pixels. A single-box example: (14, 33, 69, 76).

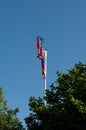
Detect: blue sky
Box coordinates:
(0, 0, 86, 127)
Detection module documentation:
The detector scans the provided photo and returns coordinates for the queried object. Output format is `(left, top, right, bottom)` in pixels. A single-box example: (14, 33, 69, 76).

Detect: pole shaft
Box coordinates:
(44, 78, 46, 106)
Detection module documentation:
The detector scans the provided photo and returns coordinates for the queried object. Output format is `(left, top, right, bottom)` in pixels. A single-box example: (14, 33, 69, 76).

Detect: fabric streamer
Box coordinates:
(37, 36, 44, 59)
(36, 36, 47, 80)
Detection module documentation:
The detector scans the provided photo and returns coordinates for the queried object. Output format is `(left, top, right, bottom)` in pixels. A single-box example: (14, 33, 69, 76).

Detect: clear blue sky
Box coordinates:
(0, 0, 86, 127)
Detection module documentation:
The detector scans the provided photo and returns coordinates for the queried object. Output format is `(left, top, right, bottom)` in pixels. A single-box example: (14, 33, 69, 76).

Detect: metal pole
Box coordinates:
(44, 77, 46, 106)
(44, 49, 47, 106)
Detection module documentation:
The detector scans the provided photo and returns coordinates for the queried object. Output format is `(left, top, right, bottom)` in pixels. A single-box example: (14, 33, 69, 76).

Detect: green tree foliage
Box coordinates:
(0, 87, 25, 130)
(25, 62, 86, 130)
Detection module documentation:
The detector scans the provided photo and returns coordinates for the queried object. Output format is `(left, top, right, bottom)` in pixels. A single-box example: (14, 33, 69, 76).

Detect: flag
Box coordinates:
(41, 50, 47, 80)
(37, 36, 44, 59)
(36, 36, 47, 80)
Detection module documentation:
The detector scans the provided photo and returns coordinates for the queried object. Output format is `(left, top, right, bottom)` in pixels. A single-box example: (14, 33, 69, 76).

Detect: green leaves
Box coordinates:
(0, 87, 24, 130)
(25, 62, 86, 130)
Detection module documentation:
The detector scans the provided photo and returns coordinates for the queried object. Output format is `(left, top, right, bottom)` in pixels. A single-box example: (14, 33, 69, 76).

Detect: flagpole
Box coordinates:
(44, 77, 47, 106)
(44, 50, 47, 106)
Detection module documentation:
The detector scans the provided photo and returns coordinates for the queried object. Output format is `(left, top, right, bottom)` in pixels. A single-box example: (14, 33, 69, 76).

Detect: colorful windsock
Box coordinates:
(36, 36, 47, 80)
(37, 36, 44, 59)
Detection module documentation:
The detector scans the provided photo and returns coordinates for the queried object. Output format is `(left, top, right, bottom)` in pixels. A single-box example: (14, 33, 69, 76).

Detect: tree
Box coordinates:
(0, 87, 25, 130)
(25, 62, 86, 130)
